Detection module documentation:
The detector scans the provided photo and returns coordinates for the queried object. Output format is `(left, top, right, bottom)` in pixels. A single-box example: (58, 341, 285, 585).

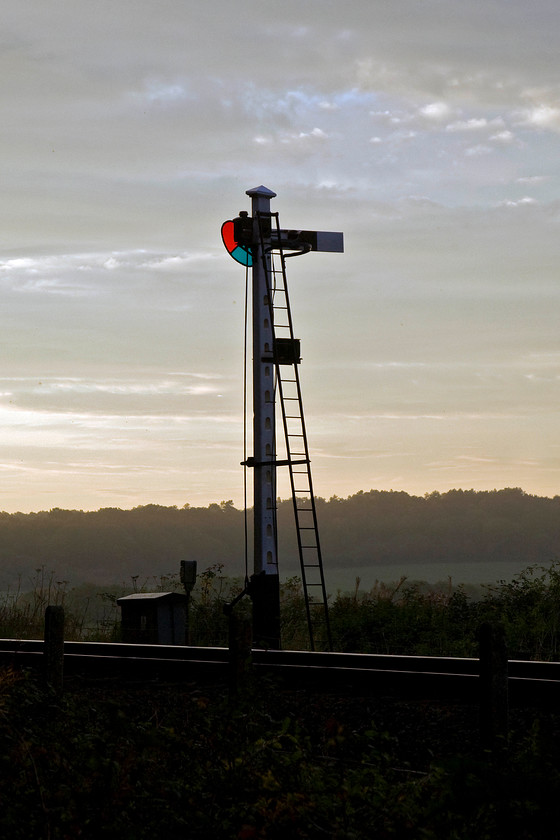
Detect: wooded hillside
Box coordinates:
(0, 488, 558, 590)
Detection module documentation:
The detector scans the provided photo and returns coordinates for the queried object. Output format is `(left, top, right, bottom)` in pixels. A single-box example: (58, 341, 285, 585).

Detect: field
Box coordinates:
(319, 558, 533, 595)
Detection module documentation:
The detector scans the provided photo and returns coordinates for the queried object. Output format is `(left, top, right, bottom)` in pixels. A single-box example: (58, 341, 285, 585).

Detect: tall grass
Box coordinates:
(0, 567, 74, 639)
(3, 561, 560, 660)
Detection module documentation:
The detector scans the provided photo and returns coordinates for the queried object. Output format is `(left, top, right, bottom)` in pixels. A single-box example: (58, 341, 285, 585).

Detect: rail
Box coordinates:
(1, 639, 559, 706)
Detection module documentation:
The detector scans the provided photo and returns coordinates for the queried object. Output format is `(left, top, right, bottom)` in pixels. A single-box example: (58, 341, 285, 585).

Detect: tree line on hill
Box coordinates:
(0, 487, 558, 591)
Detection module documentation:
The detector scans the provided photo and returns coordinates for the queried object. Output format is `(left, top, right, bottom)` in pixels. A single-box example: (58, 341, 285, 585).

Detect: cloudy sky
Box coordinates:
(1, 0, 559, 512)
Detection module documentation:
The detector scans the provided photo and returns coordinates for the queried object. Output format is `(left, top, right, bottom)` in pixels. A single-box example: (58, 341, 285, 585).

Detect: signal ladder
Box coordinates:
(256, 211, 332, 651)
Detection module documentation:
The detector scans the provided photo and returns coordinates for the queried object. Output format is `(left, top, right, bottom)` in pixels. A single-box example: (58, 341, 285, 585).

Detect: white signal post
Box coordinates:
(247, 185, 280, 647)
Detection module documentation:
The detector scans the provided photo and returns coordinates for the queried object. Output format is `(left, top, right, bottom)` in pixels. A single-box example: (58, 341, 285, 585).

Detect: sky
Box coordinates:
(1, 0, 559, 513)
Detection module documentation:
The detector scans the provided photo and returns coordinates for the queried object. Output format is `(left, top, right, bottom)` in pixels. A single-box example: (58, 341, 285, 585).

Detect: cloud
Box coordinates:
(489, 129, 515, 144)
(517, 103, 560, 130)
(253, 126, 329, 148)
(465, 144, 493, 157)
(0, 364, 239, 430)
(0, 1, 560, 510)
(446, 118, 498, 132)
(516, 175, 549, 184)
(419, 101, 454, 121)
(0, 250, 216, 298)
(132, 80, 192, 105)
(498, 196, 538, 208)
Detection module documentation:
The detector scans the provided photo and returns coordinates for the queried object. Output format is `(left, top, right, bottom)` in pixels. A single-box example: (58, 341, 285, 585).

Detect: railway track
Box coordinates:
(0, 639, 559, 706)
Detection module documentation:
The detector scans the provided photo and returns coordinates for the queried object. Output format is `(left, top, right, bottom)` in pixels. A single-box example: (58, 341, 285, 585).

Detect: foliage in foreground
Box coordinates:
(1, 666, 560, 839)
(4, 562, 560, 661)
(329, 562, 560, 660)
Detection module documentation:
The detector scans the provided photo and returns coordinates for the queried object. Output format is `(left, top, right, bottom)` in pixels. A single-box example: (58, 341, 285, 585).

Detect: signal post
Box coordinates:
(222, 186, 343, 649)
(247, 186, 280, 648)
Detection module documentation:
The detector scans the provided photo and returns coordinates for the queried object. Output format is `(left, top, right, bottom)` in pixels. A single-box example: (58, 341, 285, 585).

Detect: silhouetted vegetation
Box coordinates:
(1, 665, 559, 838)
(328, 562, 560, 660)
(3, 492, 560, 836)
(0, 500, 246, 590)
(0, 488, 559, 591)
(5, 560, 560, 662)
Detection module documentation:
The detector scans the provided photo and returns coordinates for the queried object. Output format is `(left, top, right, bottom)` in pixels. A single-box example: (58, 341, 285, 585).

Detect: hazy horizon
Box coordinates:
(1, 484, 557, 517)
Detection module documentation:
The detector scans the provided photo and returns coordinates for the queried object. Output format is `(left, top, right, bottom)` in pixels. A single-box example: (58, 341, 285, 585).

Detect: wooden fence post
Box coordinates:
(479, 621, 508, 749)
(228, 613, 252, 701)
(44, 605, 65, 696)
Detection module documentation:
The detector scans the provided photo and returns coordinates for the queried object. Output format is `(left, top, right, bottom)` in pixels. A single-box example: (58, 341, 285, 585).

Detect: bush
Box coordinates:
(1, 667, 559, 838)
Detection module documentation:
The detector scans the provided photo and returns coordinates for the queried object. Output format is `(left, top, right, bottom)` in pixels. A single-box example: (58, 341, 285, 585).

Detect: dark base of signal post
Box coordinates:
(251, 573, 281, 649)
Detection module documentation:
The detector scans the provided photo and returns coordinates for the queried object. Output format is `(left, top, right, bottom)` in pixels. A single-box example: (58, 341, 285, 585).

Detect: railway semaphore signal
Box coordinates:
(222, 185, 343, 649)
